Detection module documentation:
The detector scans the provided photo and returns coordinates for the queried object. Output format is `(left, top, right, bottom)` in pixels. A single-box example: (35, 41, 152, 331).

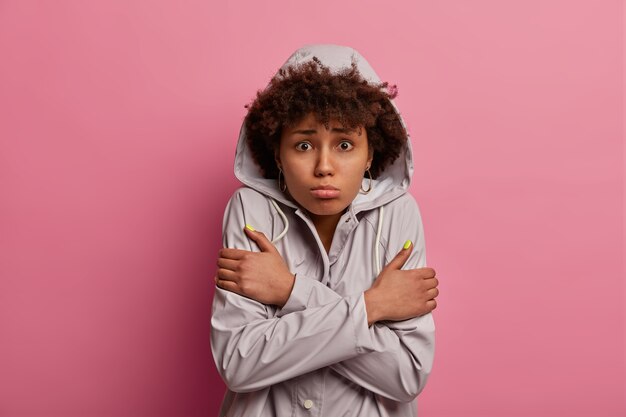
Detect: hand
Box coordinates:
(215, 226, 295, 307)
(364, 241, 439, 325)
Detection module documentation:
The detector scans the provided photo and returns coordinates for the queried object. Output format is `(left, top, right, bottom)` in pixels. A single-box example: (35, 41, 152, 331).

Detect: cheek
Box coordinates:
(342, 155, 368, 175)
(341, 163, 368, 193)
(347, 173, 365, 192)
(282, 159, 306, 178)
(281, 162, 310, 192)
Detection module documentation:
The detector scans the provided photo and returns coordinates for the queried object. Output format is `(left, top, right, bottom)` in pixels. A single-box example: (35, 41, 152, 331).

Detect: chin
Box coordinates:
(304, 199, 349, 216)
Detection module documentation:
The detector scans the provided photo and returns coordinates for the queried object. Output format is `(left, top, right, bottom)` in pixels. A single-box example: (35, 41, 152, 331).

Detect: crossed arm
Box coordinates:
(210, 191, 438, 401)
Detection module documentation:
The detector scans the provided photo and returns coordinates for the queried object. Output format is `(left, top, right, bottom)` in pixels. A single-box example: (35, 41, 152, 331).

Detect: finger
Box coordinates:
(426, 287, 439, 299)
(423, 277, 439, 289)
(216, 268, 238, 282)
(216, 279, 240, 294)
(219, 248, 249, 260)
(420, 267, 436, 278)
(385, 240, 413, 271)
(217, 257, 239, 271)
(243, 225, 277, 253)
(427, 299, 437, 310)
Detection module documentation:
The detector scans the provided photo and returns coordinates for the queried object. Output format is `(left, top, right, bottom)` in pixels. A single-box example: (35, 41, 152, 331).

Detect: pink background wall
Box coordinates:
(0, 1, 624, 416)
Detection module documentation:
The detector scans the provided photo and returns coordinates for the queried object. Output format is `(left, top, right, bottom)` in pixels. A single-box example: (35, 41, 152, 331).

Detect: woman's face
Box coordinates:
(277, 112, 373, 217)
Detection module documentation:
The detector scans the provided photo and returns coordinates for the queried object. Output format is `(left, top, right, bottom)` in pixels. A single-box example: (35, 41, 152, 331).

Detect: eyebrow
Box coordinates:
(290, 127, 356, 135)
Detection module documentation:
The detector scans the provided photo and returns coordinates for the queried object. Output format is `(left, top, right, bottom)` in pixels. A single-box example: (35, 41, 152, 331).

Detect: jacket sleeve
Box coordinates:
(275, 195, 435, 403)
(210, 189, 378, 393)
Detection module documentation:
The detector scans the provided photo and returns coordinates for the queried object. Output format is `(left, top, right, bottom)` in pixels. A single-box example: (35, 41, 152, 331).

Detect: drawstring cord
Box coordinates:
(374, 205, 384, 277)
(269, 198, 289, 244)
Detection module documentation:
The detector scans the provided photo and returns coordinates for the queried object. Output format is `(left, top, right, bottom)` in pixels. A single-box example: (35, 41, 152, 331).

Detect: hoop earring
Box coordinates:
(278, 169, 287, 192)
(360, 169, 373, 194)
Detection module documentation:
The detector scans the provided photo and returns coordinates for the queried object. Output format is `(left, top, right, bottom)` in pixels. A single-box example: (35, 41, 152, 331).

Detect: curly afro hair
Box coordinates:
(243, 56, 408, 179)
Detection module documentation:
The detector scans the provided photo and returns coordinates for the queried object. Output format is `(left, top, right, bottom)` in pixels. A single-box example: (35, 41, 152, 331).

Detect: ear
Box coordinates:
(274, 150, 282, 170)
(366, 149, 374, 170)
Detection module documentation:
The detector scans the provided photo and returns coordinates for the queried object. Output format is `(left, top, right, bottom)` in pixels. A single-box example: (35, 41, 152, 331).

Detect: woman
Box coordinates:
(211, 44, 439, 417)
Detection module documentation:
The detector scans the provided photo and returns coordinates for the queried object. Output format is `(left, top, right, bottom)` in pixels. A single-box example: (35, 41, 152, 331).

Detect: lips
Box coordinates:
(310, 185, 340, 199)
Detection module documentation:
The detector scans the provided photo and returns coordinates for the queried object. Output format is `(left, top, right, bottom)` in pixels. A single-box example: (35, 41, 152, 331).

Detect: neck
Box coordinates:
(309, 211, 343, 254)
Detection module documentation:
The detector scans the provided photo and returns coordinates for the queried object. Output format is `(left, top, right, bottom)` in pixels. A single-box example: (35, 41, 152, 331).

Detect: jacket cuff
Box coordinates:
(348, 292, 375, 353)
(275, 274, 313, 317)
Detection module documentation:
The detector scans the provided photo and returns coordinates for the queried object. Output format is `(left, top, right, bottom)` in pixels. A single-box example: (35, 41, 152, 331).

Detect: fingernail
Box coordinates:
(403, 240, 412, 250)
(245, 224, 255, 232)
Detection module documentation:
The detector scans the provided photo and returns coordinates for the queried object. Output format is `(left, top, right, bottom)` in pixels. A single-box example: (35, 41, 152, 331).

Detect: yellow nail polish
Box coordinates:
(245, 224, 255, 232)
(403, 240, 412, 250)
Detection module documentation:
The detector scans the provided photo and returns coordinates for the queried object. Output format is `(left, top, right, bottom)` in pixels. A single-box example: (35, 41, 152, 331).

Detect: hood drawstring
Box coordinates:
(269, 198, 290, 244)
(269, 197, 385, 278)
(375, 205, 384, 277)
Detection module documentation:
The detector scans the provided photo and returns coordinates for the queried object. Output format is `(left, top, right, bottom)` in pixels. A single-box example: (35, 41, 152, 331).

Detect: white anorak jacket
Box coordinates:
(211, 44, 435, 417)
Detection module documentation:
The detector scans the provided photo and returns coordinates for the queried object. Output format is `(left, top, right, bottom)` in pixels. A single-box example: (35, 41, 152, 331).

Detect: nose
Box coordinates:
(314, 147, 334, 177)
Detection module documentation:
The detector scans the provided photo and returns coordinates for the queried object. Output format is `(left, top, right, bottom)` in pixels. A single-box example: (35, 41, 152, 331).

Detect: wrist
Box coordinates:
(277, 272, 296, 307)
(364, 288, 383, 326)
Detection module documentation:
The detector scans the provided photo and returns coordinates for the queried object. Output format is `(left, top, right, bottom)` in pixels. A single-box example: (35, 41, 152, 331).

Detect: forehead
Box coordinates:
(285, 112, 360, 134)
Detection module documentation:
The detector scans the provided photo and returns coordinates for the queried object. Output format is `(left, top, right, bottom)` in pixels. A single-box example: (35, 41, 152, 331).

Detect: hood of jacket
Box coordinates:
(233, 43, 414, 215)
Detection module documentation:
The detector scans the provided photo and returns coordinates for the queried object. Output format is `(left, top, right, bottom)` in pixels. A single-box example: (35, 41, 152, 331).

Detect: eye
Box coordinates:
(295, 142, 312, 151)
(338, 141, 354, 151)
